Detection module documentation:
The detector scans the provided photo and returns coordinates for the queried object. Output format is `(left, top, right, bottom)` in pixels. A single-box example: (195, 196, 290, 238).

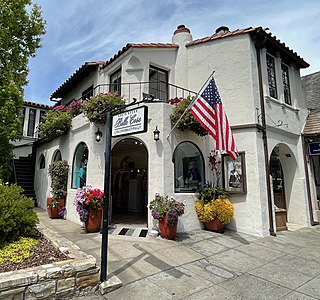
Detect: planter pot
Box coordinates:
(205, 218, 225, 232)
(85, 210, 102, 233)
(158, 215, 177, 239)
(47, 198, 65, 219)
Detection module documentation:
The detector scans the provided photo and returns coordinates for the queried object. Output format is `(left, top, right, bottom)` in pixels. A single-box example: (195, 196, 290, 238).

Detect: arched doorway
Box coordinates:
(270, 146, 287, 231)
(111, 138, 148, 226)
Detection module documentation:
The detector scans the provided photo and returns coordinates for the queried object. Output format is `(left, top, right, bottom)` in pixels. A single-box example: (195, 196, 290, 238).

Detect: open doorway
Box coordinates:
(111, 138, 148, 227)
(270, 146, 287, 231)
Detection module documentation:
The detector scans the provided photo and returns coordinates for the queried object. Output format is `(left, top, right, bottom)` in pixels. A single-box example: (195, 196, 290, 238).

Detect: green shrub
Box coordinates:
(48, 160, 69, 202)
(0, 184, 38, 243)
(82, 92, 125, 126)
(38, 110, 72, 142)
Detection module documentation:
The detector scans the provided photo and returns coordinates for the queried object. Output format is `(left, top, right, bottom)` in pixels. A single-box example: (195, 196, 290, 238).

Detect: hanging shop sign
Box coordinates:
(112, 106, 148, 137)
(308, 142, 320, 156)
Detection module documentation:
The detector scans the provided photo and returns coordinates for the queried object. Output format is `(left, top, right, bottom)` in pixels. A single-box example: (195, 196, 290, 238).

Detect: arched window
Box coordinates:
(72, 142, 88, 188)
(39, 154, 45, 169)
(52, 150, 62, 162)
(173, 142, 204, 193)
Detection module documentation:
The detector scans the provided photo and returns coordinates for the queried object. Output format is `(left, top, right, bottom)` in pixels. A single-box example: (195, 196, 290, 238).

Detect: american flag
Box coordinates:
(190, 78, 238, 160)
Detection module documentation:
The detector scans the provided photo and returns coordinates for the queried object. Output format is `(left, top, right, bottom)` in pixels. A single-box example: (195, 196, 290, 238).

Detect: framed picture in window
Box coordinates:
(222, 152, 246, 194)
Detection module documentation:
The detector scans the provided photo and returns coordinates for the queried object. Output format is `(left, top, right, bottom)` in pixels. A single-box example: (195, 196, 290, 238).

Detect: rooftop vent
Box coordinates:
(215, 26, 230, 35)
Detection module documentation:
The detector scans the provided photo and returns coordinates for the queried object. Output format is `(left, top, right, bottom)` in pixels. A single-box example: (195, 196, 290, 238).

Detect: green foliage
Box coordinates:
(48, 160, 69, 202)
(0, 184, 39, 243)
(0, 0, 45, 182)
(82, 93, 125, 126)
(197, 186, 228, 203)
(38, 110, 72, 142)
(0, 237, 38, 264)
(169, 96, 208, 136)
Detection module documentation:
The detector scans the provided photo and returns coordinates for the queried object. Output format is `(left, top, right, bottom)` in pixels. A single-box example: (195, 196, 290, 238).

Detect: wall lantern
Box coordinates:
(95, 128, 102, 142)
(153, 126, 160, 141)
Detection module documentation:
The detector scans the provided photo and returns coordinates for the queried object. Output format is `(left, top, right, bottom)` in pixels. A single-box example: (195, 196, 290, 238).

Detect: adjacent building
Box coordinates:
(33, 25, 316, 237)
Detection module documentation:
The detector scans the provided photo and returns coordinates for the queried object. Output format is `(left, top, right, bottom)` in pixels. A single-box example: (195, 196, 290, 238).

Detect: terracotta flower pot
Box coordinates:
(205, 218, 225, 232)
(158, 214, 177, 239)
(85, 209, 102, 233)
(47, 198, 65, 219)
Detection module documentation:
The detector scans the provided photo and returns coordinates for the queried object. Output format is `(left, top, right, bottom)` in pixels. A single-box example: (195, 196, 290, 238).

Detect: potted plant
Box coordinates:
(48, 160, 69, 219)
(81, 92, 125, 126)
(195, 186, 234, 232)
(169, 96, 208, 136)
(38, 109, 72, 142)
(149, 193, 185, 239)
(74, 185, 104, 233)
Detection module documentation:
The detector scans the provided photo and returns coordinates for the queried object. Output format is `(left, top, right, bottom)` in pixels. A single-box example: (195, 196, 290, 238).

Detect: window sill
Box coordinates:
(264, 95, 299, 114)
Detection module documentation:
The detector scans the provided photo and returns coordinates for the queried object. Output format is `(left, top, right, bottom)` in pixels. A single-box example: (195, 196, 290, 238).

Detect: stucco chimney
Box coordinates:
(172, 25, 193, 45)
(215, 25, 230, 35)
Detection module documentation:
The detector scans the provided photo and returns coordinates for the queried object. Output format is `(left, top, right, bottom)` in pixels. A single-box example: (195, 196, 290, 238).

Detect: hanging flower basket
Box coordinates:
(169, 96, 208, 136)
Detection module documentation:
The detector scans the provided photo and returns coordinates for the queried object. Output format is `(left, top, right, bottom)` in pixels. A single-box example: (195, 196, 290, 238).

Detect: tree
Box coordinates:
(0, 0, 46, 181)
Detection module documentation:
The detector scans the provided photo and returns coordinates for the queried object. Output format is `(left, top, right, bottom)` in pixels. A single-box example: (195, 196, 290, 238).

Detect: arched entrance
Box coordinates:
(111, 138, 148, 226)
(270, 146, 287, 231)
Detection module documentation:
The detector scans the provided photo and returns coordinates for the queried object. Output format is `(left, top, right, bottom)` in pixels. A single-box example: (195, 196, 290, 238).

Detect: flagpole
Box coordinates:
(166, 70, 215, 139)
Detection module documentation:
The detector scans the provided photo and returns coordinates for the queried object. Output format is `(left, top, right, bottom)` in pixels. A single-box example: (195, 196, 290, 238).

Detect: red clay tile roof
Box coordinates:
(50, 61, 105, 99)
(101, 43, 178, 70)
(187, 26, 308, 68)
(303, 110, 320, 135)
(23, 101, 51, 109)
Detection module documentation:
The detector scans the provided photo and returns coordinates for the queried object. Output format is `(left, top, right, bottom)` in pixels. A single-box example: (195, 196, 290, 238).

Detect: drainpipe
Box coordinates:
(254, 36, 276, 236)
(301, 134, 319, 226)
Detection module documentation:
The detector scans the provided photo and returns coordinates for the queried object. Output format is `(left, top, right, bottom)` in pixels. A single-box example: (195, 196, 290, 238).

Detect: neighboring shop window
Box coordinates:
(39, 154, 45, 169)
(110, 68, 121, 94)
(21, 107, 26, 134)
(53, 150, 62, 162)
(39, 110, 46, 123)
(72, 142, 88, 188)
(149, 65, 168, 101)
(27, 108, 36, 137)
(173, 142, 204, 193)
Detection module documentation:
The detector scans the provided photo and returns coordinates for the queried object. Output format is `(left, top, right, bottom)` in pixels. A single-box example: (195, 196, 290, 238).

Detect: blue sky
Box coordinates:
(25, 0, 320, 105)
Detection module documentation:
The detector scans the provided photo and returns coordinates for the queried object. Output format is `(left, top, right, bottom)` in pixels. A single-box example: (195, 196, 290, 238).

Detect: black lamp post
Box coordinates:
(100, 111, 112, 282)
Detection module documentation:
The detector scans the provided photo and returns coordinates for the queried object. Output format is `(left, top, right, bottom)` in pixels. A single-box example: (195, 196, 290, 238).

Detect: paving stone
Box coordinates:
(297, 275, 320, 299)
(280, 291, 319, 300)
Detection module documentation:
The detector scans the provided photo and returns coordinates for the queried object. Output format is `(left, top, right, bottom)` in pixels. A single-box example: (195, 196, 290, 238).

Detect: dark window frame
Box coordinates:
(172, 141, 205, 193)
(266, 54, 278, 99)
(71, 142, 89, 189)
(281, 63, 291, 105)
(82, 85, 93, 100)
(27, 108, 36, 137)
(110, 68, 122, 94)
(149, 65, 168, 101)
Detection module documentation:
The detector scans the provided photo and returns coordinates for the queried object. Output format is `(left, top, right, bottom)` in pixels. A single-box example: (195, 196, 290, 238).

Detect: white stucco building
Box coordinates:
(33, 25, 317, 237)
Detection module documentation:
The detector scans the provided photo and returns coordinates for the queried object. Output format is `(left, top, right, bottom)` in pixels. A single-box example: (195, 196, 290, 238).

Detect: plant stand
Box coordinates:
(158, 215, 177, 239)
(85, 210, 102, 233)
(205, 218, 224, 232)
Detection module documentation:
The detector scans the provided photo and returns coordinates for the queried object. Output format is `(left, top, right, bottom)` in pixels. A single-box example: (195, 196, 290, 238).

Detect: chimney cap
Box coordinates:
(174, 25, 191, 35)
(215, 25, 230, 34)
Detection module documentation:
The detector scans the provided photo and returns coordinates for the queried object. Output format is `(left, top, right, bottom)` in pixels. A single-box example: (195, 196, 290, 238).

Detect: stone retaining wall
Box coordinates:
(0, 223, 100, 299)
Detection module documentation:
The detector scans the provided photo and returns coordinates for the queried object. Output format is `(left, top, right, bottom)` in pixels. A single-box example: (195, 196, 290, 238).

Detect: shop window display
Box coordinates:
(72, 142, 88, 188)
(173, 142, 204, 193)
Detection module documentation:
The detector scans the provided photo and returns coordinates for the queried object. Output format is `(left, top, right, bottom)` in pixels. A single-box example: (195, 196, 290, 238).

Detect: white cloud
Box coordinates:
(25, 0, 320, 104)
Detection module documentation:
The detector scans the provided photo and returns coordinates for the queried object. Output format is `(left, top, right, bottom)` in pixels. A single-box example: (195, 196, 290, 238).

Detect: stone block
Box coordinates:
(76, 267, 99, 278)
(99, 274, 123, 294)
(0, 272, 38, 291)
(76, 273, 100, 289)
(61, 264, 75, 278)
(25, 281, 56, 299)
(46, 267, 63, 279)
(71, 257, 96, 273)
(0, 286, 25, 300)
(57, 277, 75, 291)
(55, 287, 76, 299)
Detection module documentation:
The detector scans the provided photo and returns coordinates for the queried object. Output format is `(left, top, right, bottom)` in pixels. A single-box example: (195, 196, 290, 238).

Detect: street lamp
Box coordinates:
(153, 126, 160, 141)
(95, 128, 102, 142)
